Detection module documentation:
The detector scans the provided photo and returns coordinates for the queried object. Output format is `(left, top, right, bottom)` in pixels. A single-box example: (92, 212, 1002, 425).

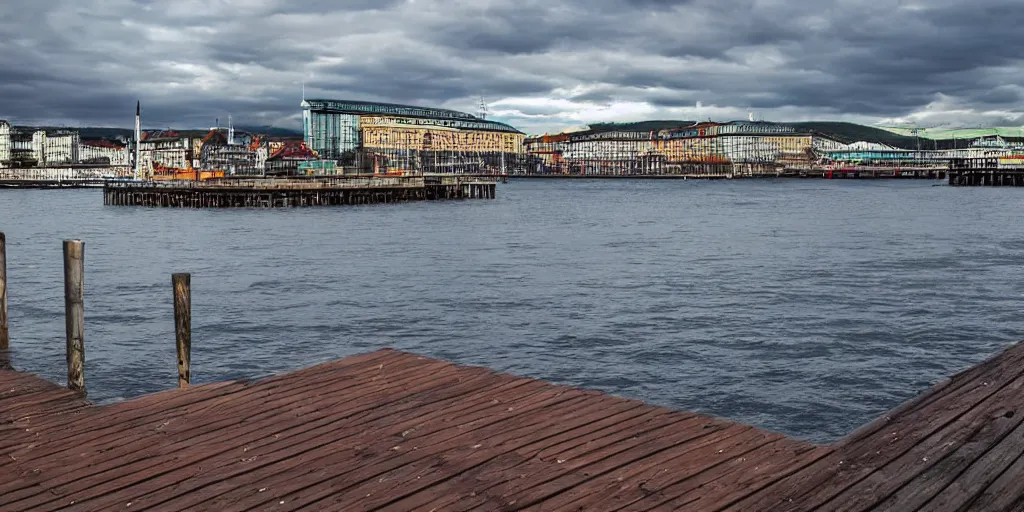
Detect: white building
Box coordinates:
(0, 121, 10, 167)
(136, 131, 195, 177)
(39, 130, 80, 164)
(79, 141, 129, 166)
(6, 128, 82, 166)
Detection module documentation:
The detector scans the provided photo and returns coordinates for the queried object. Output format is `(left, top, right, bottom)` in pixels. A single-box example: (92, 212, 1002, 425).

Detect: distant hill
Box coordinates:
(239, 125, 303, 138)
(787, 122, 1024, 150)
(586, 120, 696, 134)
(580, 121, 931, 149)
(783, 122, 925, 149)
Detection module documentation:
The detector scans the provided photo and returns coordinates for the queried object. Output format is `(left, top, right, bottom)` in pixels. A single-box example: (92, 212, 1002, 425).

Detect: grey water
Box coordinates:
(1, 179, 1022, 443)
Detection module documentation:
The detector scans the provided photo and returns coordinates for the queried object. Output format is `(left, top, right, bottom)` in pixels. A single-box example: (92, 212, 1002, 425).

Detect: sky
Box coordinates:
(1, 0, 1022, 135)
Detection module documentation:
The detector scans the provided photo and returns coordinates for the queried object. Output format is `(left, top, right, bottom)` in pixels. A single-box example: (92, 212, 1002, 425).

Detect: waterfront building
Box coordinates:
(9, 131, 35, 167)
(301, 99, 525, 174)
(0, 121, 9, 167)
(197, 129, 260, 175)
(1, 125, 131, 169)
(79, 140, 129, 166)
(524, 120, 1024, 176)
(527, 121, 822, 175)
(3, 128, 81, 167)
(559, 130, 661, 175)
(264, 140, 319, 175)
(136, 130, 195, 177)
(40, 130, 80, 164)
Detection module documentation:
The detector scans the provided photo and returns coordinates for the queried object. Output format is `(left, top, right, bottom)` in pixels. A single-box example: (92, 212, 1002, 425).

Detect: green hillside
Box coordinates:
(783, 122, 925, 149)
(586, 120, 696, 133)
(879, 126, 1024, 140)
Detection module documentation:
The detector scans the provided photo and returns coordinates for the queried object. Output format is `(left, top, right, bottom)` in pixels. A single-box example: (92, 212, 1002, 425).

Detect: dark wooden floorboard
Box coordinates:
(390, 405, 667, 512)
(3, 343, 1024, 511)
(726, 342, 1024, 512)
(0, 355, 450, 508)
(138, 375, 543, 511)
(29, 361, 482, 510)
(816, 371, 1024, 512)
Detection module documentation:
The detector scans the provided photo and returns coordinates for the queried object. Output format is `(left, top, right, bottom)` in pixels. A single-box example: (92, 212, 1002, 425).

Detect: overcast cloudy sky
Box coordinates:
(1, 0, 1022, 134)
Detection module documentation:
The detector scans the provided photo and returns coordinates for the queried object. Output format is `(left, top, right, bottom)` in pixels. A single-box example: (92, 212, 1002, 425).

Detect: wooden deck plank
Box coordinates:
(8, 350, 427, 468)
(0, 355, 444, 503)
(2, 342, 1024, 511)
(518, 426, 770, 511)
(913, 416, 1024, 511)
(562, 432, 799, 512)
(835, 342, 1024, 451)
(643, 444, 832, 512)
(66, 377, 575, 511)
(81, 373, 541, 511)
(816, 371, 1024, 511)
(962, 447, 1024, 511)
(384, 404, 668, 512)
(6, 358, 477, 510)
(726, 342, 1024, 512)
(221, 391, 601, 510)
(486, 423, 750, 509)
(15, 349, 404, 444)
(10, 349, 401, 441)
(322, 398, 666, 512)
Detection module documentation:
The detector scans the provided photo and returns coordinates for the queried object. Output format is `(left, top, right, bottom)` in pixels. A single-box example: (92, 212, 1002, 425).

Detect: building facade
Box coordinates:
(137, 130, 195, 176)
(40, 130, 81, 164)
(79, 140, 129, 166)
(302, 99, 525, 174)
(0, 121, 9, 167)
(526, 122, 841, 175)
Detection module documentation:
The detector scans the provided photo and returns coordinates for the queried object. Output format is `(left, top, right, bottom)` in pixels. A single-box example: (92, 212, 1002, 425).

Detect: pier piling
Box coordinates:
(172, 273, 191, 387)
(0, 232, 8, 351)
(62, 239, 85, 394)
(103, 175, 497, 208)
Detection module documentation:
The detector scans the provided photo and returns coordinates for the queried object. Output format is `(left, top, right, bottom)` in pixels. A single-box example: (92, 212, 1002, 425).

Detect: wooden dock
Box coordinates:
(102, 175, 497, 208)
(948, 169, 1024, 187)
(947, 157, 1024, 187)
(3, 342, 1024, 511)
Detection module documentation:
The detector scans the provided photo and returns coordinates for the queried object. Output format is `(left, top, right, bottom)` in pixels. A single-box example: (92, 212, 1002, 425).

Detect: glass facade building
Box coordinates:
(300, 99, 526, 174)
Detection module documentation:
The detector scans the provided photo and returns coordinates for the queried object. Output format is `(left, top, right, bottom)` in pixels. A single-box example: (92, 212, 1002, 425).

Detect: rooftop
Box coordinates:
(302, 98, 523, 134)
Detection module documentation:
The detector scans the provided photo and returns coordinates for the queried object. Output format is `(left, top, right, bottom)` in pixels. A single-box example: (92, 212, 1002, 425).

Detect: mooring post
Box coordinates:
(0, 232, 8, 350)
(63, 239, 85, 394)
(172, 273, 191, 387)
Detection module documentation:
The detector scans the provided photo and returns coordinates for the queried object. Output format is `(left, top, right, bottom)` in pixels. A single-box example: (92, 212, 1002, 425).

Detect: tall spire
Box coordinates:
(134, 101, 141, 180)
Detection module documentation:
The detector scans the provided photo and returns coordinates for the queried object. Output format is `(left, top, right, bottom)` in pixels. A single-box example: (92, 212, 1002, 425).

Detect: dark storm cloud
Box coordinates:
(0, 0, 1021, 133)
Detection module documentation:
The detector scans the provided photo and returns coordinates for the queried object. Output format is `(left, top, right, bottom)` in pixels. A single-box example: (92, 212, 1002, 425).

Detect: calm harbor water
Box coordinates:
(2, 179, 1023, 443)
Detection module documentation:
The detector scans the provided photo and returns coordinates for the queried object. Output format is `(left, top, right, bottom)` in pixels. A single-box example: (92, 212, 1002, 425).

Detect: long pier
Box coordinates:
(102, 175, 497, 207)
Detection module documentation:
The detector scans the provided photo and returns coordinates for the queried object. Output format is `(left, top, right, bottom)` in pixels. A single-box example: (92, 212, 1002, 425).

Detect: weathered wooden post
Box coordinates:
(172, 273, 191, 387)
(0, 232, 8, 350)
(63, 239, 85, 394)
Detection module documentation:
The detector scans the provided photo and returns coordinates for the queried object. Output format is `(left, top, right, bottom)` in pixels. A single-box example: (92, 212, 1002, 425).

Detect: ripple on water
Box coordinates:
(2, 181, 1024, 443)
